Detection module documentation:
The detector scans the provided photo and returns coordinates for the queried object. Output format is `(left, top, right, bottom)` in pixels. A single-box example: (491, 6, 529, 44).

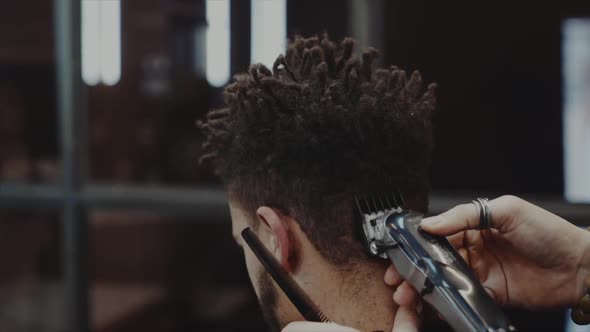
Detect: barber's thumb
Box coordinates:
(419, 216, 449, 234)
(420, 203, 482, 235)
(420, 215, 467, 236)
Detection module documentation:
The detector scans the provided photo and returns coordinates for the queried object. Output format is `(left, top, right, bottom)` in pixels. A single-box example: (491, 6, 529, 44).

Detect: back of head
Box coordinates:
(199, 34, 437, 266)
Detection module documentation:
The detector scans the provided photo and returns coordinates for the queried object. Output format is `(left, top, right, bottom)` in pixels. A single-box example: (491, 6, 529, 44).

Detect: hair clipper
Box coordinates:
(355, 193, 516, 332)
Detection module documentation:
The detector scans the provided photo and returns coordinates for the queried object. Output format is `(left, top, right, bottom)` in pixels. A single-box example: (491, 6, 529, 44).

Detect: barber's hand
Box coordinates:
(282, 283, 421, 332)
(386, 195, 590, 311)
(281, 309, 420, 332)
(281, 322, 359, 332)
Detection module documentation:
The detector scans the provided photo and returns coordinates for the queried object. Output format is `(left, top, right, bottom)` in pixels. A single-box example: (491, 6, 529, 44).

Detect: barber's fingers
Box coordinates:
(384, 264, 404, 287)
(392, 305, 420, 332)
(392, 281, 421, 332)
(393, 281, 419, 307)
(282, 322, 360, 332)
(420, 201, 500, 236)
(446, 231, 466, 249)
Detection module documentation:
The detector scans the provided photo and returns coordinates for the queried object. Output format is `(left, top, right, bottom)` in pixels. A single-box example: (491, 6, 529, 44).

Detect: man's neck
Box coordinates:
(299, 257, 397, 332)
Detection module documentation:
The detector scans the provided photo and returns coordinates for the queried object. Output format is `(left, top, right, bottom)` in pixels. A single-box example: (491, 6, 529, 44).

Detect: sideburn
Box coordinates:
(257, 271, 282, 332)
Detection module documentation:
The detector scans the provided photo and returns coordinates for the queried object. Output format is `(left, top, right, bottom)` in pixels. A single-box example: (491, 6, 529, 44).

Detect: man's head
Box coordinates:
(199, 34, 436, 330)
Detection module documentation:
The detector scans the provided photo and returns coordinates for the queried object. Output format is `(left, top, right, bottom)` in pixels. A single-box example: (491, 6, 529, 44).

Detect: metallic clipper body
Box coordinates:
(356, 195, 515, 332)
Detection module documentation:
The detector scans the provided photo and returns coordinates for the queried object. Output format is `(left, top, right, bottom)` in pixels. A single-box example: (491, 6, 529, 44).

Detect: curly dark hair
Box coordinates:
(198, 34, 437, 265)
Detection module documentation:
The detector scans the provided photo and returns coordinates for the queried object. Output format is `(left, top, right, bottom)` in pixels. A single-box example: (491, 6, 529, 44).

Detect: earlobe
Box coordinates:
(256, 206, 297, 273)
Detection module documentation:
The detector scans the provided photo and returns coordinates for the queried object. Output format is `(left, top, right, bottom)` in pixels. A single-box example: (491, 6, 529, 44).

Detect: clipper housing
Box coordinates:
(355, 193, 516, 332)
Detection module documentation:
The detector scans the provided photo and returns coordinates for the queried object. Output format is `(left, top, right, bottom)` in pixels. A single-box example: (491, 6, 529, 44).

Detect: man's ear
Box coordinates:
(256, 206, 298, 273)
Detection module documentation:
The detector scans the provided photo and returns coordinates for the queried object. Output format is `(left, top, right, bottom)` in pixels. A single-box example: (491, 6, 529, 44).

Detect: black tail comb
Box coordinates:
(241, 228, 330, 323)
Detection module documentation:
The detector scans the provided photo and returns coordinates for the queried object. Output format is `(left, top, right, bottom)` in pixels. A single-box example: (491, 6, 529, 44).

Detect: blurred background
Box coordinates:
(1, 0, 590, 331)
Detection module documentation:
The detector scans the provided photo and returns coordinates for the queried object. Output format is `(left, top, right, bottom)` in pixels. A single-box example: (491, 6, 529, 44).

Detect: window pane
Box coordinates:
(0, 210, 62, 331)
(87, 0, 218, 187)
(563, 19, 590, 203)
(90, 210, 265, 331)
(0, 1, 60, 184)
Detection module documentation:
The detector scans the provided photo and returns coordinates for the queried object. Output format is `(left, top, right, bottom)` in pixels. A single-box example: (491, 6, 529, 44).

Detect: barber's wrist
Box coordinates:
(571, 228, 590, 325)
(576, 230, 590, 294)
(579, 227, 590, 279)
(578, 230, 590, 299)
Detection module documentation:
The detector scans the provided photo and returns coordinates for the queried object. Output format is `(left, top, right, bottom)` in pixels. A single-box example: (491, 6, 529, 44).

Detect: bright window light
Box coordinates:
(82, 0, 122, 86)
(563, 19, 590, 203)
(251, 0, 287, 69)
(100, 0, 121, 86)
(82, 0, 101, 86)
(206, 0, 231, 88)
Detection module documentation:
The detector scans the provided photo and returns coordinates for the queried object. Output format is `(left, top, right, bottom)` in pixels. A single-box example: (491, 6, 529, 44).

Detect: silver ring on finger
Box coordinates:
(472, 197, 492, 230)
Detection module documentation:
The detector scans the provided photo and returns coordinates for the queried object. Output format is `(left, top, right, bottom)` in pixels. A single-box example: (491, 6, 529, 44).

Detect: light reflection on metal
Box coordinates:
(443, 264, 474, 296)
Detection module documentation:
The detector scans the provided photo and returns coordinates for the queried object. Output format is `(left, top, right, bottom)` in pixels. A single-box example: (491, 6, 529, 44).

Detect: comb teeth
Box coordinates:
(318, 310, 330, 323)
(354, 191, 405, 215)
(395, 191, 405, 207)
(377, 195, 386, 211)
(370, 195, 380, 212)
(354, 195, 372, 215)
